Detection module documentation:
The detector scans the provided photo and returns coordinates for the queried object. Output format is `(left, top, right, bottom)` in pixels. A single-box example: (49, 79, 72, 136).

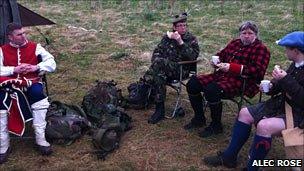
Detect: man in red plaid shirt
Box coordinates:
(184, 21, 271, 138)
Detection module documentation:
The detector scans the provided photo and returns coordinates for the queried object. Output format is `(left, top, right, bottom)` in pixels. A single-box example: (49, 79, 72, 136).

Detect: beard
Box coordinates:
(241, 38, 255, 46)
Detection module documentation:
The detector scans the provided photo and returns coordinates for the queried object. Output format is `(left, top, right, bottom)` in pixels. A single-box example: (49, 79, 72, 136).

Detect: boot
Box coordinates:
(148, 102, 165, 124)
(0, 110, 10, 164)
(203, 151, 237, 168)
(31, 98, 52, 156)
(184, 94, 206, 130)
(0, 147, 11, 164)
(199, 102, 223, 137)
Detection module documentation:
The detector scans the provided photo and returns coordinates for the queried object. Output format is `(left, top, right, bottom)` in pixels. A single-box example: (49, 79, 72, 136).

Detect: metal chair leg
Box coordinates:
(165, 60, 200, 119)
(166, 65, 183, 119)
(144, 87, 152, 109)
(202, 95, 208, 114)
(166, 90, 181, 119)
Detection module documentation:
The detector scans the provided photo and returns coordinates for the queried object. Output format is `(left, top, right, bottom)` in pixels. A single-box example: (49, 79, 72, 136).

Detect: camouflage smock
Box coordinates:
(144, 31, 199, 102)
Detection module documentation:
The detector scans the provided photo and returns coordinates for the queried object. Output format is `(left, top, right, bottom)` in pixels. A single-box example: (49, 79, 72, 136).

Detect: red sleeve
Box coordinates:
(229, 63, 242, 74)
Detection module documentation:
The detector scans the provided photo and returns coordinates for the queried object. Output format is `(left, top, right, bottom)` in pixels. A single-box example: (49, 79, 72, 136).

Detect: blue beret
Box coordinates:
(277, 31, 304, 52)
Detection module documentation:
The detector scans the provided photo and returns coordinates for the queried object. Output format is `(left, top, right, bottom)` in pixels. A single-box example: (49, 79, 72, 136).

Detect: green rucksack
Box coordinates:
(81, 80, 132, 159)
(82, 80, 126, 126)
(45, 101, 91, 145)
(91, 104, 132, 159)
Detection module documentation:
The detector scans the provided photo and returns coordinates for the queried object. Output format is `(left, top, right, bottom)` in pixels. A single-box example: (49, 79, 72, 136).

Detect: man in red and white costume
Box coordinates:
(0, 23, 56, 164)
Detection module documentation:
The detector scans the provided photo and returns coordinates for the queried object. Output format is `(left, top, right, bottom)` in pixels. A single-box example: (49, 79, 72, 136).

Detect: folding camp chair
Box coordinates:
(166, 59, 201, 119)
(222, 76, 262, 111)
(203, 75, 263, 113)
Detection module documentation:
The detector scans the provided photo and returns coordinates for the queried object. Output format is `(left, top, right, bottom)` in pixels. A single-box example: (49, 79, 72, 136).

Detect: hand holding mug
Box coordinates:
(216, 62, 230, 72)
(260, 80, 272, 93)
(212, 56, 220, 65)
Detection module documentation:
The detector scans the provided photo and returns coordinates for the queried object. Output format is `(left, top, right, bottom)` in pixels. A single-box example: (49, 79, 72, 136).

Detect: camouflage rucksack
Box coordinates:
(127, 80, 154, 109)
(45, 101, 91, 145)
(81, 80, 132, 159)
(92, 104, 132, 159)
(82, 80, 126, 125)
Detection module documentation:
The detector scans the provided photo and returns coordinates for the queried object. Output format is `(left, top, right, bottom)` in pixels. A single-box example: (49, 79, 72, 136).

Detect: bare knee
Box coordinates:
(238, 107, 254, 124)
(256, 118, 285, 137)
(256, 120, 273, 136)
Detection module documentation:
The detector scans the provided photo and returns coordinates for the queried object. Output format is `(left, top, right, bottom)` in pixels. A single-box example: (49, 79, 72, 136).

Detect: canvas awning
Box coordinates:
(0, 0, 55, 45)
(18, 3, 55, 27)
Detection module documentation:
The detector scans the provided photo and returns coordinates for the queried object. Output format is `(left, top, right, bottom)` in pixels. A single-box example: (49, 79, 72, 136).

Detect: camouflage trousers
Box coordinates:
(143, 58, 188, 102)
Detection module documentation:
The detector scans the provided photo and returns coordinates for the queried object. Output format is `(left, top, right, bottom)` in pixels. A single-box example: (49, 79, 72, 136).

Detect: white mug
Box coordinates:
(261, 80, 271, 93)
(212, 56, 220, 65)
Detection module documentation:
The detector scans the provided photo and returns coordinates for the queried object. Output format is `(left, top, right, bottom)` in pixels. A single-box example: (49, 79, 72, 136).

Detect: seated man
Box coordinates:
(0, 23, 56, 164)
(143, 13, 200, 124)
(184, 21, 271, 137)
(203, 31, 304, 170)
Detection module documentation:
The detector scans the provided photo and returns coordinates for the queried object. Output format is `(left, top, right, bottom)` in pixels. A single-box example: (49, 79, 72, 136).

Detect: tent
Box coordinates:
(0, 0, 55, 45)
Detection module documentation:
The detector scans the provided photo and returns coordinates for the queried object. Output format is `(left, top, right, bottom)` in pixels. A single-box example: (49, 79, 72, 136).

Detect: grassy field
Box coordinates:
(1, 0, 303, 170)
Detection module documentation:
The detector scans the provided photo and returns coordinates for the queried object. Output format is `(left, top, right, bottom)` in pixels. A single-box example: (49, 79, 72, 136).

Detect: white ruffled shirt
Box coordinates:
(0, 43, 56, 76)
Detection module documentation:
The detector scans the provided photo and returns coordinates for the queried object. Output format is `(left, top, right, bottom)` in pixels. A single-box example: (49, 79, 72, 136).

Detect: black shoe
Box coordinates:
(203, 151, 237, 168)
(184, 119, 206, 130)
(199, 122, 223, 138)
(148, 102, 165, 124)
(148, 113, 164, 124)
(0, 147, 11, 164)
(35, 144, 53, 156)
(174, 106, 185, 118)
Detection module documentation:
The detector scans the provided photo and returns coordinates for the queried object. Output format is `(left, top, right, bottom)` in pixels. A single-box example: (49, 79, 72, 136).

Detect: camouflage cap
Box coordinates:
(172, 12, 187, 24)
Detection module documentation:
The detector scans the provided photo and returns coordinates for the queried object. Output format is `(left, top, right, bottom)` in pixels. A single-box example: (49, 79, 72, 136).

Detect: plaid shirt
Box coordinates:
(197, 39, 270, 98)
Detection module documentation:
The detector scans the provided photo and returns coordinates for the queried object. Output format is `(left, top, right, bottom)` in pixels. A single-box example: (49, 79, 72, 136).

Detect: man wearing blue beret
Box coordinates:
(203, 31, 304, 170)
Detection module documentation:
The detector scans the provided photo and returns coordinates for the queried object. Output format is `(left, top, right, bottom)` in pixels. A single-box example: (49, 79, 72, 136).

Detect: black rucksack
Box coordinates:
(45, 101, 91, 145)
(127, 81, 153, 109)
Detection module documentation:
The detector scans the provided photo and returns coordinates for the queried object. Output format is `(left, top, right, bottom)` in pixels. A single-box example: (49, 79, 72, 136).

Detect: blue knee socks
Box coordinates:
(247, 134, 272, 171)
(222, 120, 251, 161)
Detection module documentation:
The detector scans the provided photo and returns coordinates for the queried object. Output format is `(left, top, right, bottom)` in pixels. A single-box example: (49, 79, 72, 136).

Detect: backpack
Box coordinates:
(45, 101, 91, 145)
(92, 104, 132, 159)
(81, 80, 132, 159)
(82, 80, 126, 125)
(127, 81, 153, 109)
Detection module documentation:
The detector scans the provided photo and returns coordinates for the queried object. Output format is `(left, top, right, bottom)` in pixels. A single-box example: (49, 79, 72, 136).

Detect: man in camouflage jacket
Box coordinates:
(184, 21, 271, 138)
(144, 13, 199, 124)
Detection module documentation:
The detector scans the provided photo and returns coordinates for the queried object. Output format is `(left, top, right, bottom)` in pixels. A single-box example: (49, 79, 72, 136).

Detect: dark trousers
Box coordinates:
(144, 58, 188, 103)
(0, 83, 46, 110)
(186, 76, 223, 123)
